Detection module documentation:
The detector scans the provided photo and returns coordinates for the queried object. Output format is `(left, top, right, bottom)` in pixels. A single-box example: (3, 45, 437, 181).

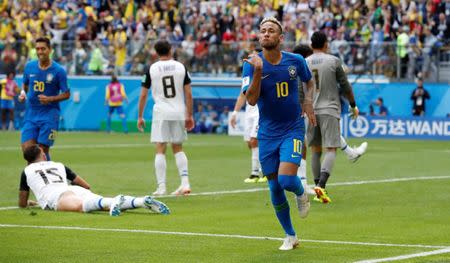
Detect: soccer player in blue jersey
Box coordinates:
(242, 17, 317, 250)
(18, 37, 70, 161)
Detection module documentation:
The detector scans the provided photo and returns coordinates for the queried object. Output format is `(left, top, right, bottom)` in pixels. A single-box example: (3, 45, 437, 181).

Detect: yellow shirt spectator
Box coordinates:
(114, 30, 127, 44)
(115, 44, 127, 68)
(55, 8, 68, 29)
(0, 78, 19, 100)
(0, 1, 7, 12)
(124, 0, 136, 19)
(28, 19, 43, 34)
(0, 21, 12, 40)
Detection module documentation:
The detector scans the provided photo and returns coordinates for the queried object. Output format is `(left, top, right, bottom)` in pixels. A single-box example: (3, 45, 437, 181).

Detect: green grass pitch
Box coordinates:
(0, 132, 449, 262)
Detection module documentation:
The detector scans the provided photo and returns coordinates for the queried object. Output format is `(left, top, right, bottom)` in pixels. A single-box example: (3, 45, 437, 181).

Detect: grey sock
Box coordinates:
(319, 151, 337, 188)
(311, 151, 322, 185)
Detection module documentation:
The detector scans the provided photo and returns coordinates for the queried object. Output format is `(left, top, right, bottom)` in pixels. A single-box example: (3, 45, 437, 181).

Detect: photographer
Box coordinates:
(411, 78, 431, 116)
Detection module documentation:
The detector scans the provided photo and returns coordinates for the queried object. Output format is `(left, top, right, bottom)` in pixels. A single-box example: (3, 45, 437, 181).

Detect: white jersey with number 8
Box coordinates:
(143, 60, 191, 121)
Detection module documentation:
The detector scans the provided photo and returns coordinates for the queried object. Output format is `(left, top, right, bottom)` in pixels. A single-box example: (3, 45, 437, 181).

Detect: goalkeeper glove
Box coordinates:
(349, 105, 359, 120)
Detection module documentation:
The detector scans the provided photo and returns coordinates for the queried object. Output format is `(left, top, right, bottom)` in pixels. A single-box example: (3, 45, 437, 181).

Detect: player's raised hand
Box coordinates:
(137, 117, 146, 132)
(38, 94, 52, 105)
(243, 53, 263, 70)
(303, 100, 317, 126)
(185, 116, 195, 131)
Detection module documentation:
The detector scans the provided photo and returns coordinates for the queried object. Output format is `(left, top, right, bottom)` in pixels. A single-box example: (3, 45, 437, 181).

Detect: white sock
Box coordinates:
(297, 159, 307, 179)
(82, 196, 112, 212)
(340, 135, 354, 156)
(121, 196, 144, 210)
(251, 147, 260, 176)
(174, 151, 190, 187)
(155, 153, 167, 190)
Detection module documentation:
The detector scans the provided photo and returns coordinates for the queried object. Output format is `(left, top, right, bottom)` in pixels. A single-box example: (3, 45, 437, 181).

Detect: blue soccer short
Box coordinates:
(21, 110, 59, 147)
(0, 99, 14, 110)
(258, 133, 305, 176)
(109, 106, 124, 115)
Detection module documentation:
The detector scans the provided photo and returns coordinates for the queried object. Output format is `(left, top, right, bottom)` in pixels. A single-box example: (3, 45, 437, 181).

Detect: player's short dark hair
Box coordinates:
(111, 74, 118, 83)
(23, 145, 42, 163)
(311, 31, 328, 49)
(35, 37, 51, 48)
(154, 40, 171, 56)
(292, 44, 313, 58)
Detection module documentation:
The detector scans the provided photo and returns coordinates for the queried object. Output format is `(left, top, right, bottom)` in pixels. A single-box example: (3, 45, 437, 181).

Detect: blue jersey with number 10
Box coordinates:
(23, 60, 69, 111)
(242, 51, 311, 139)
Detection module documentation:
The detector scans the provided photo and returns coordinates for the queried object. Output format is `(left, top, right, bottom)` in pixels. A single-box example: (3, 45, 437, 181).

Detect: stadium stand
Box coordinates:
(0, 0, 449, 81)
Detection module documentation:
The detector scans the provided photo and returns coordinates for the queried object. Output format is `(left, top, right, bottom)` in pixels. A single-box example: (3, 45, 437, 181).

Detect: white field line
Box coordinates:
(0, 224, 447, 249)
(0, 206, 20, 211)
(1, 143, 449, 152)
(0, 142, 239, 151)
(160, 175, 450, 198)
(1, 175, 450, 211)
(354, 247, 450, 263)
(0, 144, 146, 151)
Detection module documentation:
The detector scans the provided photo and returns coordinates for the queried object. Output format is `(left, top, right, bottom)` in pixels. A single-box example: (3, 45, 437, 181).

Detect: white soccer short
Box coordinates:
(40, 185, 100, 211)
(244, 115, 259, 141)
(38, 185, 69, 210)
(151, 120, 187, 143)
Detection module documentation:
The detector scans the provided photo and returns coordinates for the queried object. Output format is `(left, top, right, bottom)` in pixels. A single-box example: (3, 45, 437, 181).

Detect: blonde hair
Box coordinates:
(260, 17, 283, 33)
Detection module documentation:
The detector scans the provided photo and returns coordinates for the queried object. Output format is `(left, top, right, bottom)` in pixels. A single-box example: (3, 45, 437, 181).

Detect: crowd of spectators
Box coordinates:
(0, 0, 449, 79)
(193, 101, 230, 134)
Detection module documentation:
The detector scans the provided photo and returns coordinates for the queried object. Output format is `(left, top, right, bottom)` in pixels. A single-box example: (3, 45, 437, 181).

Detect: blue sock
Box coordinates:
(268, 178, 295, 236)
(106, 116, 111, 132)
(121, 117, 128, 133)
(278, 175, 304, 196)
(45, 152, 51, 161)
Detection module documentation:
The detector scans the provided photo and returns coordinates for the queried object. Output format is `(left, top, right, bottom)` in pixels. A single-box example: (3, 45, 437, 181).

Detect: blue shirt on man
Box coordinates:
(21, 60, 69, 147)
(23, 60, 69, 112)
(242, 51, 311, 139)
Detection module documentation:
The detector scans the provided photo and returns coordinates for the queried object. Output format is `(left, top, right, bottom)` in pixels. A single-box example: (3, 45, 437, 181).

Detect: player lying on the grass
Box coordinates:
(18, 144, 170, 216)
(292, 44, 368, 197)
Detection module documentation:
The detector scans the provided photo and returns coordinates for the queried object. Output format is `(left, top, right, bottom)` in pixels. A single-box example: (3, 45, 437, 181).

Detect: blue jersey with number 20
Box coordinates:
(242, 51, 311, 139)
(23, 60, 69, 112)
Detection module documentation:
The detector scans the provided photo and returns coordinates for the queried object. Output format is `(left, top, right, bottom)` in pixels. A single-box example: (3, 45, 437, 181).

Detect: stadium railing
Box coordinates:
(0, 40, 449, 82)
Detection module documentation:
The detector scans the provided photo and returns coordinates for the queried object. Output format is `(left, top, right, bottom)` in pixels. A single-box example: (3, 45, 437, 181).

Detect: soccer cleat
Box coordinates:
(143, 196, 170, 215)
(152, 187, 166, 196)
(313, 196, 322, 203)
(348, 142, 368, 163)
(244, 175, 260, 183)
(257, 176, 268, 183)
(314, 186, 332, 204)
(279, 235, 299, 250)
(109, 194, 125, 216)
(171, 186, 191, 196)
(296, 193, 310, 218)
